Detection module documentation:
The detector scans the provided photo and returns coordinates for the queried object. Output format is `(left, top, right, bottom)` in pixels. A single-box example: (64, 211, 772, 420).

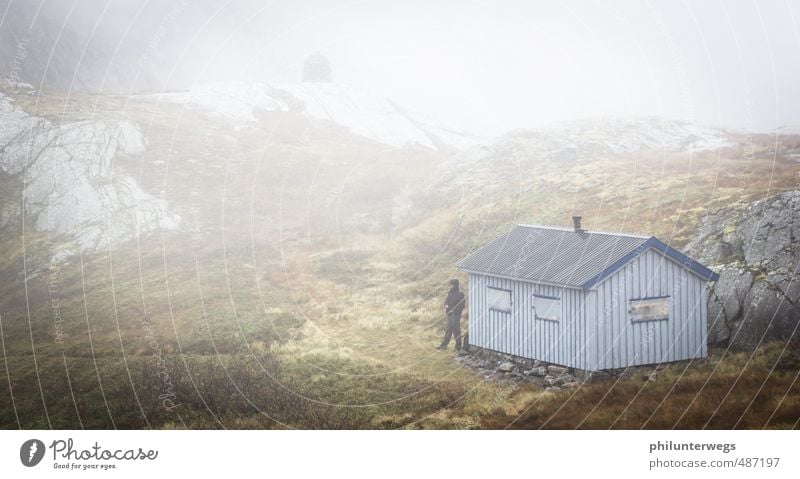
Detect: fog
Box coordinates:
(2, 0, 799, 135)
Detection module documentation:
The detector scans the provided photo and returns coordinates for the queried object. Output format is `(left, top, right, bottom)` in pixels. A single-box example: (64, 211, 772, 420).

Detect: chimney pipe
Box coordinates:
(572, 216, 584, 233)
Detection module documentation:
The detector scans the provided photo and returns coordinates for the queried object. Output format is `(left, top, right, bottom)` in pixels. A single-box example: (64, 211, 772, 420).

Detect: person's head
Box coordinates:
(449, 278, 459, 290)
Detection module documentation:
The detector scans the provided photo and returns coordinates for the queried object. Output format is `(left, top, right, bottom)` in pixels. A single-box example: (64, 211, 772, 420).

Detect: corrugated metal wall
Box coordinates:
(587, 249, 708, 370)
(468, 273, 587, 369)
(467, 248, 709, 371)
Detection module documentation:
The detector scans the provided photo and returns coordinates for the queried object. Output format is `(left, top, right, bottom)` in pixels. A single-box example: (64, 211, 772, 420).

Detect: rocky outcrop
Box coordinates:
(0, 92, 180, 257)
(687, 190, 799, 350)
(151, 82, 483, 151)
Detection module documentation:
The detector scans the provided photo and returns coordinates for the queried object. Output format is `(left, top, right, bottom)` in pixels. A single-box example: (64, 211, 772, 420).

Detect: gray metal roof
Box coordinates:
(457, 225, 650, 288)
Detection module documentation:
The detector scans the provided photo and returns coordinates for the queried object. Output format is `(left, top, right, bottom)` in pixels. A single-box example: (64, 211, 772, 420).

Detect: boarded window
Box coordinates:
(629, 297, 669, 322)
(533, 294, 561, 321)
(487, 287, 511, 313)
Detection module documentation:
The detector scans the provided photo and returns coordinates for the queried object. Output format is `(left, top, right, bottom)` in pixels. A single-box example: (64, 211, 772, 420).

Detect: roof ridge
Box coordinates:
(515, 223, 650, 239)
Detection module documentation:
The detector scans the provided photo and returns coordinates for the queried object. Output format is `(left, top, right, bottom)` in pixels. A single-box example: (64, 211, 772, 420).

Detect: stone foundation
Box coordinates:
(457, 346, 675, 390)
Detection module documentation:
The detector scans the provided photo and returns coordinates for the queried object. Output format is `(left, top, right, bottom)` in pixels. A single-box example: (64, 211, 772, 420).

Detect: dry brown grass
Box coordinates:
(482, 343, 800, 429)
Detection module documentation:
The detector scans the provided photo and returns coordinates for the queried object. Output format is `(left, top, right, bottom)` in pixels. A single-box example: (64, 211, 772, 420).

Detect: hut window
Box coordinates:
(533, 294, 561, 321)
(487, 286, 511, 313)
(629, 296, 669, 322)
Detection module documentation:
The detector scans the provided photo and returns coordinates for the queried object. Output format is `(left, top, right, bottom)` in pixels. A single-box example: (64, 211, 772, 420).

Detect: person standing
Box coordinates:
(437, 279, 465, 351)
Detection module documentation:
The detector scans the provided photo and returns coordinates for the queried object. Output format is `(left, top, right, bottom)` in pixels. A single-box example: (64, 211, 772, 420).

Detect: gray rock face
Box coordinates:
(0, 93, 180, 256)
(687, 190, 799, 350)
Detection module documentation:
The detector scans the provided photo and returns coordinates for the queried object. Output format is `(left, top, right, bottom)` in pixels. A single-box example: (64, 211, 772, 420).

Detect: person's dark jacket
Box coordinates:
(444, 287, 465, 316)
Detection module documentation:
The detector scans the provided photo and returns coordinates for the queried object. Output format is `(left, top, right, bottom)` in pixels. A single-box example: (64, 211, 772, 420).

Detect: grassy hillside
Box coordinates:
(1, 89, 799, 428)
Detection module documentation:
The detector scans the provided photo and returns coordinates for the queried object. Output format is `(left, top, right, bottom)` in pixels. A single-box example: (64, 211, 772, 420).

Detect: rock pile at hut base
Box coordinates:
(455, 347, 677, 390)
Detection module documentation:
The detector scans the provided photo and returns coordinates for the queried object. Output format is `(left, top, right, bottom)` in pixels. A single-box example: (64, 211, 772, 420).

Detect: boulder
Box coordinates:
(527, 366, 548, 377)
(498, 362, 515, 373)
(552, 375, 570, 387)
(688, 190, 800, 351)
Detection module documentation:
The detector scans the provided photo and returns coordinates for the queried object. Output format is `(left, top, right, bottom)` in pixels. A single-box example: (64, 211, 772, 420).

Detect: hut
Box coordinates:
(457, 217, 719, 371)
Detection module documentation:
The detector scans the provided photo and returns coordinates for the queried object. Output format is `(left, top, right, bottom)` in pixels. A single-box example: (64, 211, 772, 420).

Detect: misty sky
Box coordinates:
(260, 0, 800, 135)
(3, 0, 799, 136)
